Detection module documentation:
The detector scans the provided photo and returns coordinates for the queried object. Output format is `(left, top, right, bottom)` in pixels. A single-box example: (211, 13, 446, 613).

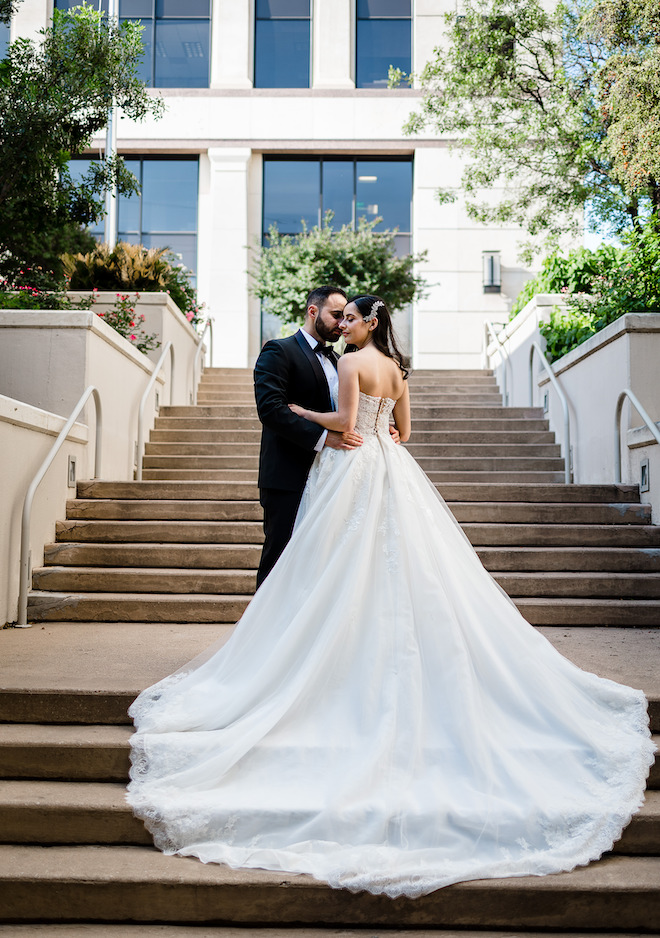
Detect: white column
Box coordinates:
(312, 0, 354, 89)
(13, 0, 50, 42)
(197, 148, 252, 367)
(210, 0, 253, 89)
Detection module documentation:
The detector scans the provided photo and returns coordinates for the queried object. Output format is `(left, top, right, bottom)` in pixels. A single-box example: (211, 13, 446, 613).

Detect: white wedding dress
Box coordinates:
(127, 391, 655, 898)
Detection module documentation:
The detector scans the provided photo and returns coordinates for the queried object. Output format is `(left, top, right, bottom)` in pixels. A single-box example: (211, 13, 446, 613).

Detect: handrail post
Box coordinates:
(529, 342, 572, 484)
(484, 321, 511, 405)
(136, 342, 174, 482)
(192, 318, 213, 405)
(17, 385, 102, 628)
(614, 388, 660, 483)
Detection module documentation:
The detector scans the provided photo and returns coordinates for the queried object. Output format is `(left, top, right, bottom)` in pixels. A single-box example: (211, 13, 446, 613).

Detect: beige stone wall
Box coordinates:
(0, 396, 88, 627)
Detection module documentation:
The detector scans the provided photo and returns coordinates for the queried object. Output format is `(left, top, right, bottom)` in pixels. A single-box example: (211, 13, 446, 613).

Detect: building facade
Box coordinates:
(9, 0, 548, 368)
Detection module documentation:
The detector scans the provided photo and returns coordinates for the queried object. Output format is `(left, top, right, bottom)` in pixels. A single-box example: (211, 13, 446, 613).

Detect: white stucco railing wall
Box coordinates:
(486, 299, 660, 521)
(0, 396, 88, 626)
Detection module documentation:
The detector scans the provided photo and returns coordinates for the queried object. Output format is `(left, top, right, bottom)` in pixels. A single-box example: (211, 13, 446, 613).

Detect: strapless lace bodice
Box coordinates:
(354, 391, 395, 436)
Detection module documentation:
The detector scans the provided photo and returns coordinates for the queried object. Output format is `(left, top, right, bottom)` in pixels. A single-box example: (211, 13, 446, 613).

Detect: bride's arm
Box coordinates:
(289, 357, 360, 432)
(392, 382, 411, 443)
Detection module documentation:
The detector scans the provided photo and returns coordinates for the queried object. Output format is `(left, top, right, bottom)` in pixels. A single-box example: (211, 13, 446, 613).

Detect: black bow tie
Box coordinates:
(314, 342, 336, 361)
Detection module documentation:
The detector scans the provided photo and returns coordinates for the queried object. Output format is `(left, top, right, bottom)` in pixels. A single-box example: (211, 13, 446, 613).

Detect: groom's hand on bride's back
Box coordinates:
(325, 430, 363, 450)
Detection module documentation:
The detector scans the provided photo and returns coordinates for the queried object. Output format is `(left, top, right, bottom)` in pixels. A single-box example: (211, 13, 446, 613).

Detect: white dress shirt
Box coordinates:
(299, 328, 338, 451)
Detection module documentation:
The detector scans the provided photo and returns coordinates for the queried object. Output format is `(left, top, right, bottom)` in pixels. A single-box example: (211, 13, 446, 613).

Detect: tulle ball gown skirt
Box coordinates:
(127, 395, 655, 898)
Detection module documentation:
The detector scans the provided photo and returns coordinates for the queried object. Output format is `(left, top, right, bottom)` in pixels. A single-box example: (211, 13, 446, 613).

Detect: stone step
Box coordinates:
(149, 428, 560, 445)
(44, 543, 262, 568)
(141, 469, 259, 481)
(143, 442, 563, 459)
(2, 781, 658, 853)
(150, 429, 264, 443)
(0, 846, 658, 929)
(66, 499, 263, 521)
(160, 405, 544, 419)
(53, 520, 660, 547)
(514, 598, 660, 626)
(196, 393, 505, 404)
(33, 568, 257, 594)
(42, 543, 660, 573)
(427, 472, 568, 483)
(31, 567, 660, 599)
(62, 500, 651, 525)
(495, 572, 660, 598)
(55, 520, 264, 544)
(3, 726, 658, 788)
(0, 930, 651, 938)
(141, 456, 567, 472)
(26, 592, 250, 623)
(0, 725, 132, 780)
(24, 591, 660, 626)
(76, 480, 641, 503)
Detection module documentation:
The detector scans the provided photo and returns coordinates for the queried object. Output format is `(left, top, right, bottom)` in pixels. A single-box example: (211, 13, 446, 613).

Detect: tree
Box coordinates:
(394, 0, 658, 261)
(0, 0, 21, 25)
(250, 215, 427, 327)
(583, 0, 660, 208)
(0, 3, 163, 285)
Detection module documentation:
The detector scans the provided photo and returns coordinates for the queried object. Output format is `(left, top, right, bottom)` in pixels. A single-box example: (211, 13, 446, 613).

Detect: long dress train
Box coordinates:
(127, 391, 655, 898)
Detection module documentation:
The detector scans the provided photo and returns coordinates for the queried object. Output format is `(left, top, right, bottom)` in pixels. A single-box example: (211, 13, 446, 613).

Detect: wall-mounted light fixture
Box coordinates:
(482, 250, 501, 293)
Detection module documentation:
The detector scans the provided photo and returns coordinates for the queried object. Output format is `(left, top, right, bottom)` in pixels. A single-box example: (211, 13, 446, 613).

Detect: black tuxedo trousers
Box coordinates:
(253, 330, 337, 586)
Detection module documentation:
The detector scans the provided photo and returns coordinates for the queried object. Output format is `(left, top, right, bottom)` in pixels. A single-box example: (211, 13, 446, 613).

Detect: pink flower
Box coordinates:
(186, 311, 194, 321)
(130, 334, 137, 341)
(98, 312, 105, 317)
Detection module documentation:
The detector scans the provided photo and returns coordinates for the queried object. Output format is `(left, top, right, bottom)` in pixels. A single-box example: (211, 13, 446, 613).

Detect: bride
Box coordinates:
(127, 294, 655, 899)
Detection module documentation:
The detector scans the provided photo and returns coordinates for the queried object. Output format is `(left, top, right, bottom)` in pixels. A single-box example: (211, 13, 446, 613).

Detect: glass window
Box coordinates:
(255, 0, 310, 88)
(55, 0, 210, 87)
(356, 0, 411, 89)
(0, 21, 10, 58)
(70, 156, 199, 276)
(261, 157, 412, 339)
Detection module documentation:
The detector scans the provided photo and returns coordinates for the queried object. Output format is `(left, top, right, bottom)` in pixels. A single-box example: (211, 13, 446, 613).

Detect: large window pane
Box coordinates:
(263, 161, 319, 233)
(141, 160, 198, 232)
(254, 20, 310, 88)
(356, 160, 411, 231)
(0, 21, 10, 58)
(142, 232, 197, 272)
(156, 0, 209, 16)
(55, 0, 109, 10)
(154, 20, 209, 87)
(356, 19, 411, 87)
(322, 162, 353, 228)
(117, 159, 142, 234)
(120, 0, 152, 16)
(69, 159, 105, 237)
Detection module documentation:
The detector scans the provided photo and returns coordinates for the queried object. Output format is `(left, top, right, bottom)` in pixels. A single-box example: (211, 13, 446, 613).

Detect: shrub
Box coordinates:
(0, 268, 93, 309)
(96, 292, 160, 353)
(61, 242, 205, 326)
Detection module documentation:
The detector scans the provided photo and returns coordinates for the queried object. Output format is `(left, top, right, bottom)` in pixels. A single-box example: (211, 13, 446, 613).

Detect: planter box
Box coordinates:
(487, 300, 660, 521)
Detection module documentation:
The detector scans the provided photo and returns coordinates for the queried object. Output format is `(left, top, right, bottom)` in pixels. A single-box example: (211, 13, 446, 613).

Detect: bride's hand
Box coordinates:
(289, 403, 307, 418)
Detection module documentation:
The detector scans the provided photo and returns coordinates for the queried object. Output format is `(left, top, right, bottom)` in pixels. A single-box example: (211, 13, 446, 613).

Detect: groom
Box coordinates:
(253, 285, 363, 587)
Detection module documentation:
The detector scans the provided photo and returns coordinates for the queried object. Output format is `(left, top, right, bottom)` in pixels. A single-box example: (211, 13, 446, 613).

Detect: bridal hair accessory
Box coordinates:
(363, 299, 384, 322)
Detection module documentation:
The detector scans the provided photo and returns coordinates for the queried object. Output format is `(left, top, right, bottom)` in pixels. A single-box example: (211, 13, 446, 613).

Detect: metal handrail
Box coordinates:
(192, 318, 213, 405)
(484, 320, 512, 405)
(614, 389, 660, 483)
(136, 342, 174, 482)
(17, 385, 102, 628)
(529, 341, 572, 484)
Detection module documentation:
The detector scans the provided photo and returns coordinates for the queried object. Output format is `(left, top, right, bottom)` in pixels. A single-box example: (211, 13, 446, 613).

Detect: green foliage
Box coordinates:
(97, 292, 160, 353)
(538, 218, 660, 361)
(581, 0, 660, 206)
(250, 215, 427, 326)
(62, 241, 204, 325)
(395, 0, 660, 259)
(0, 268, 94, 309)
(539, 307, 599, 362)
(0, 4, 163, 286)
(0, 0, 21, 25)
(510, 245, 623, 317)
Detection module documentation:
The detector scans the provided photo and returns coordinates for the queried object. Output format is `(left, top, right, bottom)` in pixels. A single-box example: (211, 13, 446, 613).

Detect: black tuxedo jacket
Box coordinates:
(254, 330, 337, 493)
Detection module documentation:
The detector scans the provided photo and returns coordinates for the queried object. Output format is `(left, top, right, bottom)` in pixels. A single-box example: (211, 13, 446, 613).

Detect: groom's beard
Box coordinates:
(314, 315, 342, 344)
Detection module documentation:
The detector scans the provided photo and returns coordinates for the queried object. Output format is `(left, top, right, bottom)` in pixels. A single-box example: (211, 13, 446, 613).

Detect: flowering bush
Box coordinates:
(0, 268, 94, 309)
(96, 293, 160, 353)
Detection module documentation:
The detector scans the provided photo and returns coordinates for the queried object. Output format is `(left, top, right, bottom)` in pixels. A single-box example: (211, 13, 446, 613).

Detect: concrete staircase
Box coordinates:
(2, 366, 660, 933)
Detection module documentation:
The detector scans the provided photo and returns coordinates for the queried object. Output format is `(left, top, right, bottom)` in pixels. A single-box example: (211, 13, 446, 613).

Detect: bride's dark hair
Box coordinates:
(346, 294, 410, 379)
